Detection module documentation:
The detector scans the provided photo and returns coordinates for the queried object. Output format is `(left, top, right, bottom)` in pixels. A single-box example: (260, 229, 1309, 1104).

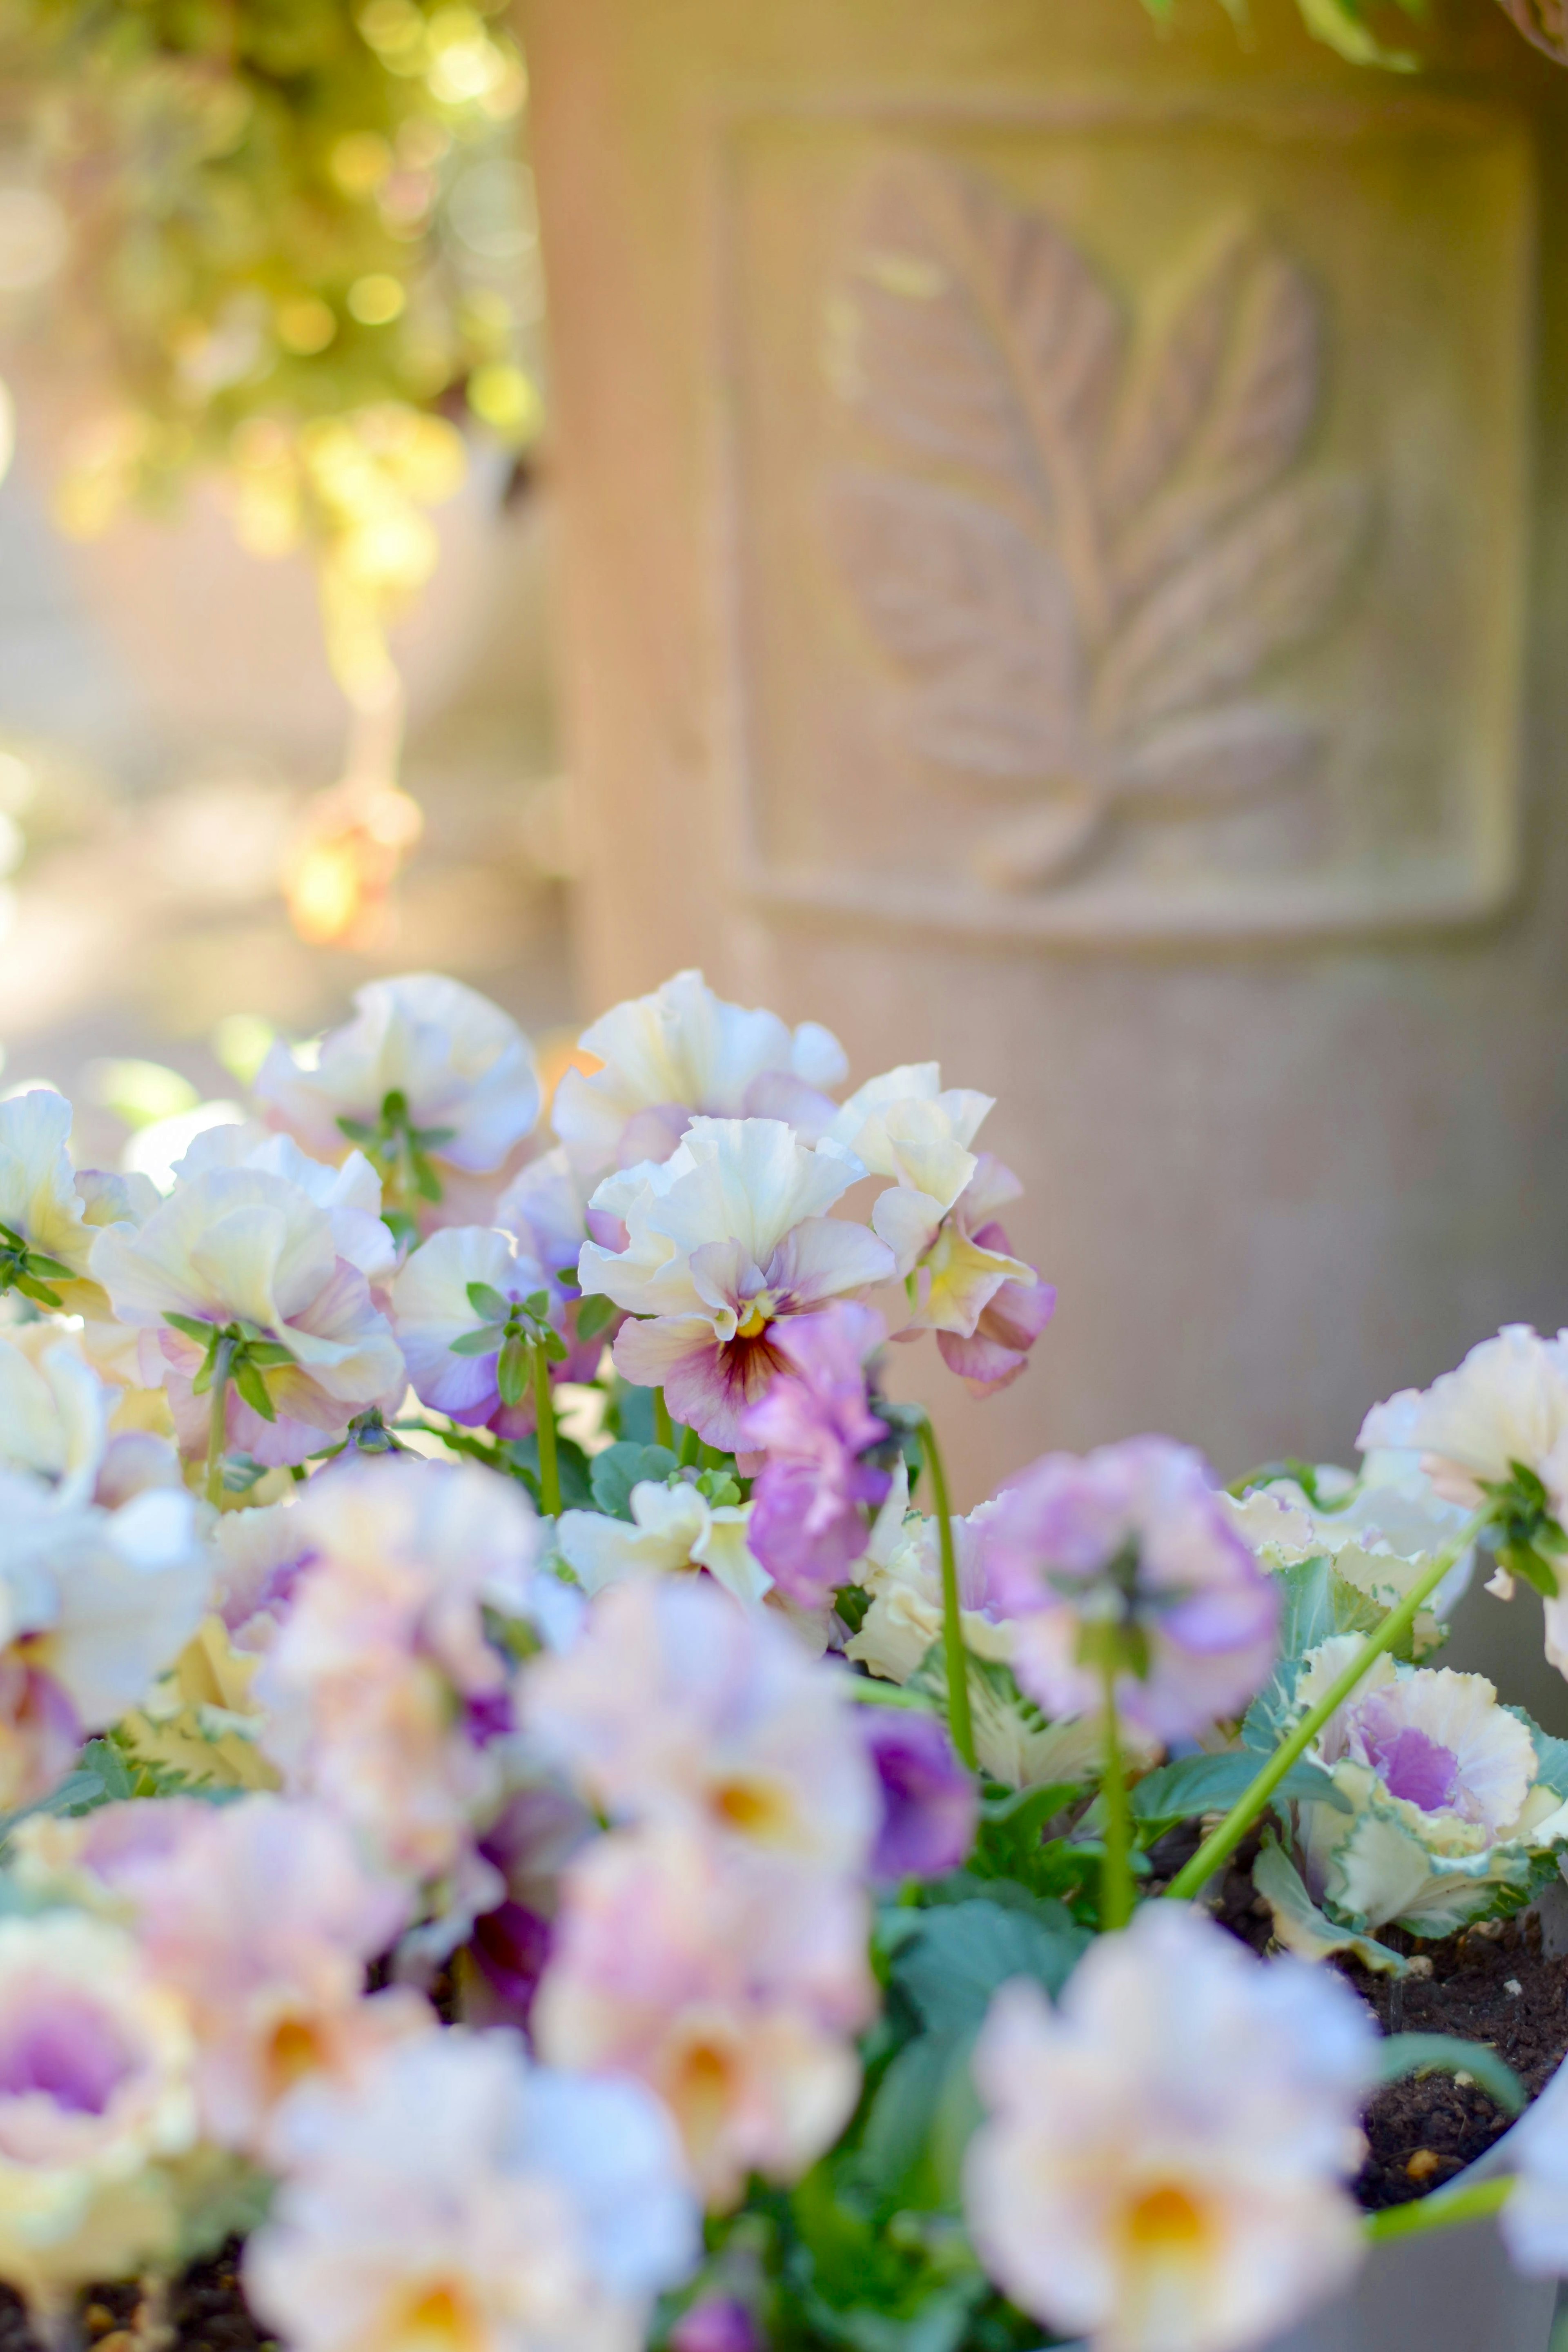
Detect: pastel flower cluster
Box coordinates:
(8, 964, 1568, 2352)
(524, 1579, 880, 2207)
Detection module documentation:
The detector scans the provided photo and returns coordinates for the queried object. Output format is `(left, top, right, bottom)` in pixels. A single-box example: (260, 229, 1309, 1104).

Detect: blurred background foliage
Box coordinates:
(1150, 0, 1568, 67)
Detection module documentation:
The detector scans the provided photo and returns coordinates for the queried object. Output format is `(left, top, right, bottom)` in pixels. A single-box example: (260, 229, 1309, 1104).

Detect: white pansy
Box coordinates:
(1288, 1637, 1568, 1934)
(845, 1473, 1013, 1687)
(963, 1904, 1374, 2352)
(1357, 1325, 1568, 1512)
(556, 1480, 771, 1609)
(255, 973, 540, 1179)
(553, 969, 846, 1178)
(246, 2029, 698, 2352)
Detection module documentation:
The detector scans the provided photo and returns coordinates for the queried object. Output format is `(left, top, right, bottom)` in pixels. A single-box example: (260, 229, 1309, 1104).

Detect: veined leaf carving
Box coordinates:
(826, 160, 1370, 893)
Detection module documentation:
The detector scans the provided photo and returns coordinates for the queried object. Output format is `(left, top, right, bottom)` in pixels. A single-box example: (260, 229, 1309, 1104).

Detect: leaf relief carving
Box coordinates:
(826, 163, 1369, 893)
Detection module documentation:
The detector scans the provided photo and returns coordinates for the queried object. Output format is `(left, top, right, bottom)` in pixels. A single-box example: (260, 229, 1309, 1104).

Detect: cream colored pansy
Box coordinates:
(579, 1118, 893, 1452)
(0, 1096, 153, 1372)
(826, 1063, 993, 1276)
(0, 1091, 100, 1283)
(553, 968, 847, 1180)
(0, 1910, 198, 2316)
(964, 1903, 1374, 2352)
(89, 1165, 405, 1469)
(556, 1479, 772, 1609)
(246, 2029, 698, 2352)
(1288, 1636, 1568, 1935)
(173, 1123, 396, 1283)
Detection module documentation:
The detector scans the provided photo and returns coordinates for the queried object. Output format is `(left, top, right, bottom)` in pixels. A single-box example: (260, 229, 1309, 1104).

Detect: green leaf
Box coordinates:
(243, 1340, 296, 1370)
(575, 1292, 619, 1342)
(539, 1329, 569, 1365)
(335, 1116, 377, 1144)
(450, 1324, 505, 1357)
(523, 1290, 551, 1319)
(231, 1355, 277, 1423)
(166, 1311, 219, 1346)
(497, 1336, 530, 1408)
(1376, 2034, 1525, 2117)
(1129, 1751, 1348, 1837)
(890, 1898, 1087, 2038)
(1293, 0, 1420, 68)
(1251, 1832, 1417, 1976)
(466, 1281, 513, 1323)
(604, 1379, 657, 1446)
(589, 1441, 679, 1521)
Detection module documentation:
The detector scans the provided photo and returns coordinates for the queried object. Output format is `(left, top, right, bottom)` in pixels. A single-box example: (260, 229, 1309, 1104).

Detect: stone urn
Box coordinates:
(517, 0, 1568, 1556)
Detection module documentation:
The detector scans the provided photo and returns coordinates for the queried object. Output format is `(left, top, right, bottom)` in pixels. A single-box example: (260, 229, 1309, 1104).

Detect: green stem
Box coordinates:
(676, 1422, 700, 1469)
(1165, 1506, 1489, 1903)
(920, 1413, 976, 1771)
(1363, 2175, 1512, 2244)
(533, 1342, 561, 1518)
(203, 1347, 233, 1508)
(1100, 1662, 1135, 1930)
(653, 1388, 675, 1452)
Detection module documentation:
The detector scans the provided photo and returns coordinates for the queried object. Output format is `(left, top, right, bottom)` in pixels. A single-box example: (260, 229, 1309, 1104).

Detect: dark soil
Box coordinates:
(0, 2243, 271, 2352)
(1171, 1825, 1568, 2211)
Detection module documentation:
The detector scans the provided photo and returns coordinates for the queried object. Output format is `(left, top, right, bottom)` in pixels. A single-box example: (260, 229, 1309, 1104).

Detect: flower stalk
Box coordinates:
(533, 1340, 561, 1519)
(920, 1412, 976, 1772)
(1165, 1506, 1490, 1903)
(205, 1336, 234, 1507)
(653, 1388, 675, 1452)
(1099, 1662, 1134, 1931)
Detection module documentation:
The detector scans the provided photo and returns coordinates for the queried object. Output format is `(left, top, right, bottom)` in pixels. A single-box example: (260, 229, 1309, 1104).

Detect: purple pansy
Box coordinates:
(861, 1711, 977, 1884)
(737, 1303, 893, 1608)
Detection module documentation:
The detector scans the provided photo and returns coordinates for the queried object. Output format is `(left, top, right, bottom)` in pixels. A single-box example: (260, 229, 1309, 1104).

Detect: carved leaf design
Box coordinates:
(970, 793, 1109, 893)
(841, 158, 1122, 514)
(826, 470, 1082, 777)
(825, 163, 1370, 895)
(1111, 252, 1320, 614)
(1094, 476, 1367, 734)
(1098, 229, 1252, 527)
(1107, 706, 1324, 804)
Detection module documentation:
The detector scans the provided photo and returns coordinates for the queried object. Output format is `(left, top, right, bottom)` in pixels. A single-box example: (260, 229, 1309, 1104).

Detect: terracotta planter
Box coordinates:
(519, 0, 1568, 1528)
